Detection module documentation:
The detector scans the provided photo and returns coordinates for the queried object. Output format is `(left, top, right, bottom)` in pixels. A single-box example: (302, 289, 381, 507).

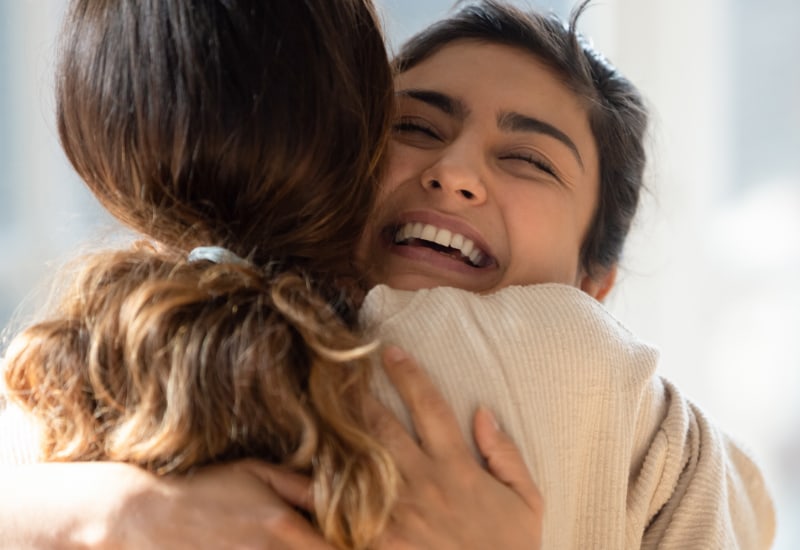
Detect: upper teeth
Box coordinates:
(394, 222, 485, 266)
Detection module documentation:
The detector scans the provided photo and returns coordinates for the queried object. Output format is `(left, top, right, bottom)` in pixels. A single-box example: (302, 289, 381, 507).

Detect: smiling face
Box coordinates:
(359, 40, 613, 297)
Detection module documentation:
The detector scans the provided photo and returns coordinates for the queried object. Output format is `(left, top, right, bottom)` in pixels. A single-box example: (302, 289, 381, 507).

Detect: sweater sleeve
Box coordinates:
(630, 378, 776, 550)
(361, 284, 776, 550)
(362, 283, 660, 549)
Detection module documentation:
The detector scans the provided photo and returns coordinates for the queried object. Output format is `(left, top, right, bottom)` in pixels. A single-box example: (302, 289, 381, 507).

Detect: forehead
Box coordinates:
(397, 40, 585, 117)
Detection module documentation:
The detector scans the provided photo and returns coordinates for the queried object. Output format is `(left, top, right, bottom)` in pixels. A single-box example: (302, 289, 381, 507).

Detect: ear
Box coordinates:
(578, 264, 617, 302)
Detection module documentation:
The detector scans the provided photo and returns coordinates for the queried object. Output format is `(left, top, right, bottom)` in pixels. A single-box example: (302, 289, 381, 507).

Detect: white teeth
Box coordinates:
(420, 224, 437, 242)
(393, 222, 487, 266)
(434, 228, 452, 247)
(460, 238, 474, 257)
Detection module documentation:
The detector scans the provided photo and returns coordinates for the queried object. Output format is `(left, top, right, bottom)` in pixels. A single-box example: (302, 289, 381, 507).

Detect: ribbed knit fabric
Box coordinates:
(0, 389, 40, 465)
(0, 283, 775, 548)
(362, 284, 776, 550)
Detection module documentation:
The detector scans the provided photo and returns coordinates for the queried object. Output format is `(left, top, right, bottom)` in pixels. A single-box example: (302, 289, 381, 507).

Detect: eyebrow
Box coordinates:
(396, 89, 469, 120)
(397, 88, 583, 169)
(498, 112, 584, 169)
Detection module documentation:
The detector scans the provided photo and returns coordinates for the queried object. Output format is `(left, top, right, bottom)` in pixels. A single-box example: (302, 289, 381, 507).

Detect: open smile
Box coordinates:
(383, 221, 496, 269)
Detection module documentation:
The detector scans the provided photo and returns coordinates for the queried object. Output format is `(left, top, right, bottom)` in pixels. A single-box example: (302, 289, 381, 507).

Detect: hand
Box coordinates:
(0, 460, 332, 550)
(371, 346, 543, 550)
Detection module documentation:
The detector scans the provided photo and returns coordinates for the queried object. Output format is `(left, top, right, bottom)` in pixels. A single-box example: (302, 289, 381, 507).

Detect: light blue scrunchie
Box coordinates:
(187, 246, 251, 267)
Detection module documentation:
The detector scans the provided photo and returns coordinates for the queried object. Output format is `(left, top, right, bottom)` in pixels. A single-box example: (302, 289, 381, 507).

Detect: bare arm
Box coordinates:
(0, 347, 541, 549)
(0, 461, 331, 549)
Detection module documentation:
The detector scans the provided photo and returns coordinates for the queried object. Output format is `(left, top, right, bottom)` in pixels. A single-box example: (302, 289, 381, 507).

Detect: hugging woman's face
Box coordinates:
(358, 40, 608, 297)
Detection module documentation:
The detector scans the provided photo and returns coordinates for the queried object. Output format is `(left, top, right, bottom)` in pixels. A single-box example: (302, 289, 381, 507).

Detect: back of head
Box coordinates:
(5, 1, 396, 548)
(395, 0, 649, 279)
(58, 0, 393, 276)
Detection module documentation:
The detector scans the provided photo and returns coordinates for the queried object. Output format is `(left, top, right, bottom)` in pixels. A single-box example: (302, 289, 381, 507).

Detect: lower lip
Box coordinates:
(386, 240, 493, 276)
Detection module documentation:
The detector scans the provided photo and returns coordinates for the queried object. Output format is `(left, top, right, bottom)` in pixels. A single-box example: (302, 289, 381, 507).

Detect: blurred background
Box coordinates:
(1, 1, 798, 546)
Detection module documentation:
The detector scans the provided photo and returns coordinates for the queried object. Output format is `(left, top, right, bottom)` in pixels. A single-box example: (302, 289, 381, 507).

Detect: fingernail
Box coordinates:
(383, 345, 407, 364)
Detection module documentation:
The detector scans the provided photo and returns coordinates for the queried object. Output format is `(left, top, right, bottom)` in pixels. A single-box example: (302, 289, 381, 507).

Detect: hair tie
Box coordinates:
(187, 246, 251, 267)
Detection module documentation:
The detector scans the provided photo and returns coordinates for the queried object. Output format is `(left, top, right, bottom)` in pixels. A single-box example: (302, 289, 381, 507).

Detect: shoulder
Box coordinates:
(361, 283, 658, 378)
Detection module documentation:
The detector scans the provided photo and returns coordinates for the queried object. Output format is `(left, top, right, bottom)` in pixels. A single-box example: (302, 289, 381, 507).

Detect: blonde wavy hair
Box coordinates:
(3, 1, 396, 548)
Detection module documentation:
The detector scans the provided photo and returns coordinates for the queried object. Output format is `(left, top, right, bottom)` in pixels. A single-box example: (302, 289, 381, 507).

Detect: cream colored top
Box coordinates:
(0, 382, 39, 465)
(362, 284, 775, 550)
(1, 284, 776, 549)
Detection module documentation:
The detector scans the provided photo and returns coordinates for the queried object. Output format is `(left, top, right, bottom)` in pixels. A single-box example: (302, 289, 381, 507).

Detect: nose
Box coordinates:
(420, 148, 487, 204)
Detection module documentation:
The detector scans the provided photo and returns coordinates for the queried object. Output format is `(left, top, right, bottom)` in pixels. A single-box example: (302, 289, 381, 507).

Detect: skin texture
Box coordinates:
(0, 461, 331, 549)
(359, 40, 614, 298)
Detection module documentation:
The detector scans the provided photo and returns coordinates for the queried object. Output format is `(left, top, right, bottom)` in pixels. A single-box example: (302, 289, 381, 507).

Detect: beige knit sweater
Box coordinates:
(1, 284, 775, 548)
(362, 284, 775, 550)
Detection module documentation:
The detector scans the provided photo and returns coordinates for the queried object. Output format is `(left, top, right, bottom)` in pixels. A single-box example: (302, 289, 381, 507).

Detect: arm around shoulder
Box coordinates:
(0, 462, 155, 549)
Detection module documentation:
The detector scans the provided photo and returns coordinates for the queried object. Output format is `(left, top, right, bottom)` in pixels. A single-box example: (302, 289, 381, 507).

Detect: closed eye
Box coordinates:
(392, 117, 442, 141)
(500, 152, 560, 180)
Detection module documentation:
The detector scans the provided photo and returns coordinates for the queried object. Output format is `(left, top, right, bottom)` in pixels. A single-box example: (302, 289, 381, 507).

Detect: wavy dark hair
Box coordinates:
(3, 0, 395, 548)
(395, 0, 649, 278)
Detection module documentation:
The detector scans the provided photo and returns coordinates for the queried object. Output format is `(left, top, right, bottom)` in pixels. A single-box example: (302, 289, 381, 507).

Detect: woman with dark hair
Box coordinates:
(356, 2, 773, 547)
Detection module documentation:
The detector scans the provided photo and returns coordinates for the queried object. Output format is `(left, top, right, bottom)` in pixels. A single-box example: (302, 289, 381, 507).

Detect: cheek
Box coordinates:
(380, 142, 424, 197)
(381, 142, 405, 190)
(359, 146, 411, 256)
(504, 192, 584, 273)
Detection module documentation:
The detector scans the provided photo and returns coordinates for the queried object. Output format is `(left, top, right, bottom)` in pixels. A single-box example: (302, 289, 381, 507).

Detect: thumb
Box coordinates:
(473, 406, 543, 512)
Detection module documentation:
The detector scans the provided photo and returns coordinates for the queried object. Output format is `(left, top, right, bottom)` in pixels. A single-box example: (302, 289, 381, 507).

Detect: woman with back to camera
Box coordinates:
(0, 0, 542, 548)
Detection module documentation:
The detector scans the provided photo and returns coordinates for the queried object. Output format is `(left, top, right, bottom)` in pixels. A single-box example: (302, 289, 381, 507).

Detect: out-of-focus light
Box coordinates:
(707, 180, 800, 273)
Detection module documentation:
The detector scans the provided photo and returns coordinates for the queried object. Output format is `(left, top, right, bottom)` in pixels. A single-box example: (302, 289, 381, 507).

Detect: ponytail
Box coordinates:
(4, 242, 396, 548)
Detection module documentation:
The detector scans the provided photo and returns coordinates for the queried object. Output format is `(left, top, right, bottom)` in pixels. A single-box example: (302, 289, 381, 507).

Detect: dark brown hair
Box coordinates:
(4, 0, 395, 547)
(395, 0, 649, 277)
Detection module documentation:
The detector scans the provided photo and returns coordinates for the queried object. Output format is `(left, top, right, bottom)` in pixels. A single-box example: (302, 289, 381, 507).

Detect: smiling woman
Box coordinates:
(357, 1, 775, 548)
(359, 40, 604, 295)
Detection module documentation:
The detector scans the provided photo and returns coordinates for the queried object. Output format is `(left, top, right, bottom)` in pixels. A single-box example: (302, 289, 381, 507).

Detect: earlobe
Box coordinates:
(578, 264, 617, 302)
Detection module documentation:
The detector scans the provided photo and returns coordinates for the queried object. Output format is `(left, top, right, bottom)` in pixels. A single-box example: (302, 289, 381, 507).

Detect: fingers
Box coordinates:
(473, 407, 543, 513)
(261, 509, 335, 550)
(241, 460, 314, 511)
(381, 346, 469, 457)
(238, 461, 336, 549)
(364, 395, 425, 469)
